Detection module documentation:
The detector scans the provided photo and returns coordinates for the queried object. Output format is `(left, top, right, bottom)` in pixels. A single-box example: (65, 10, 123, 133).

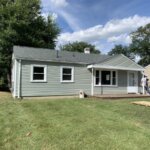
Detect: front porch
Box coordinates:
(92, 94, 150, 99)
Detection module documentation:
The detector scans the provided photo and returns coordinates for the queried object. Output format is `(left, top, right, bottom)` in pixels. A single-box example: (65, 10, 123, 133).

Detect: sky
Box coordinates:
(41, 0, 150, 54)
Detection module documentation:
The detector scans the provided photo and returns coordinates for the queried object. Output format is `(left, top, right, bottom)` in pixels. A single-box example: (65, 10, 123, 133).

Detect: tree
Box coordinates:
(108, 44, 135, 59)
(130, 23, 150, 66)
(60, 41, 100, 54)
(0, 0, 60, 88)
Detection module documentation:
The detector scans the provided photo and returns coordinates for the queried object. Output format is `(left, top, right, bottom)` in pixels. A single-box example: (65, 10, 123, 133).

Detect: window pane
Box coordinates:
(63, 75, 71, 80)
(62, 67, 73, 81)
(33, 74, 44, 80)
(96, 78, 99, 85)
(112, 71, 116, 85)
(101, 71, 111, 85)
(113, 71, 116, 77)
(96, 70, 99, 78)
(63, 68, 71, 74)
(112, 78, 116, 85)
(34, 67, 44, 73)
(95, 70, 100, 85)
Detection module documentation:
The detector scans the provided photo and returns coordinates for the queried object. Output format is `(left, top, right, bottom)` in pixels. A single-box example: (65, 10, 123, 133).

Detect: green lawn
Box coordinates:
(0, 93, 150, 150)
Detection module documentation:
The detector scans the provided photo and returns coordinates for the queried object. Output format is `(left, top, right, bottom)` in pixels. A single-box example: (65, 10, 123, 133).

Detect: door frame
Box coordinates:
(127, 71, 138, 93)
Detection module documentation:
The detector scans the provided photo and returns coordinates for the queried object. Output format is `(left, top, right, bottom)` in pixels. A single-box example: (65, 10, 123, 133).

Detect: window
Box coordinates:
(61, 67, 74, 82)
(95, 70, 117, 86)
(95, 70, 100, 85)
(31, 65, 47, 82)
(101, 71, 111, 85)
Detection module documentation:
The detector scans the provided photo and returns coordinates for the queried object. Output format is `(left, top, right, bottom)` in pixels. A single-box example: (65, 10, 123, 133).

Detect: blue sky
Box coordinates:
(41, 0, 150, 54)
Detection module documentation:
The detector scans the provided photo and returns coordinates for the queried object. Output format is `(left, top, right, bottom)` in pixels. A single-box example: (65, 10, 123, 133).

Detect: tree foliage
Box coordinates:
(0, 0, 60, 88)
(130, 23, 150, 66)
(60, 41, 101, 54)
(108, 44, 135, 60)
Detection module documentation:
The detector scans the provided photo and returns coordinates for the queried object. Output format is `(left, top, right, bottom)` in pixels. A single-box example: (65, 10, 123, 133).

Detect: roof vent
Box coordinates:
(84, 47, 90, 54)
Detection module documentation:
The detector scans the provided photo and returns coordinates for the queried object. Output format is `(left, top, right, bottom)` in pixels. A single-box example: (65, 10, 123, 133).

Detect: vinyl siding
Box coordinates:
(16, 60, 143, 97)
(138, 71, 143, 93)
(20, 60, 91, 96)
(144, 65, 150, 86)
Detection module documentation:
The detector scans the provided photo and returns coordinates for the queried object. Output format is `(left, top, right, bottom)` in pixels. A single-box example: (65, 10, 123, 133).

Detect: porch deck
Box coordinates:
(93, 94, 150, 99)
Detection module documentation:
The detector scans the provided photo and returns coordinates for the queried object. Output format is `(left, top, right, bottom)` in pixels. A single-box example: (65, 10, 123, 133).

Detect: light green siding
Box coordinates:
(14, 60, 143, 97)
(20, 60, 91, 96)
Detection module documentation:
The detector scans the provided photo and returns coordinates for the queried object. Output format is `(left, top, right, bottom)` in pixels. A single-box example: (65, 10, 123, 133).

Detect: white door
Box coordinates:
(127, 71, 138, 93)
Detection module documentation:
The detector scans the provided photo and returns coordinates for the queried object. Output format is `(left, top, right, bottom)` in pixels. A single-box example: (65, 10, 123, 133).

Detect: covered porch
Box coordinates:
(87, 55, 145, 96)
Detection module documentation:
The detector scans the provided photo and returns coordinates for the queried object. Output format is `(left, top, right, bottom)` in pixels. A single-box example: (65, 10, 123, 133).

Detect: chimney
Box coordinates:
(84, 47, 90, 54)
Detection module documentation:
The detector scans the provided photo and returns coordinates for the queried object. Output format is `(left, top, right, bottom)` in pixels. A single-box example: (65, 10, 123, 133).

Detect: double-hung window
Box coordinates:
(61, 67, 74, 82)
(95, 70, 117, 86)
(31, 65, 47, 82)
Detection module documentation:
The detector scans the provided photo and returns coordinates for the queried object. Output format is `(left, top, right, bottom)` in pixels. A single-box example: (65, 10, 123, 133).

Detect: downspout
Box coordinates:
(14, 59, 17, 98)
(18, 59, 22, 98)
(91, 67, 94, 96)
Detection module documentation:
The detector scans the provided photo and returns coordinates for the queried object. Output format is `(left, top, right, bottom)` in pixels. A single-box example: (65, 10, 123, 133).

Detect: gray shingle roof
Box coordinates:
(13, 46, 112, 64)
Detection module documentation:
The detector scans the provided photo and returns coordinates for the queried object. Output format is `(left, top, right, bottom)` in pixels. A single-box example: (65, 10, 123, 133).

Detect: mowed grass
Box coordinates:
(0, 93, 150, 150)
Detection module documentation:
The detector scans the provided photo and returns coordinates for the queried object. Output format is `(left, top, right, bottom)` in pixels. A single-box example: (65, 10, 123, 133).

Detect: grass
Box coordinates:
(0, 92, 150, 150)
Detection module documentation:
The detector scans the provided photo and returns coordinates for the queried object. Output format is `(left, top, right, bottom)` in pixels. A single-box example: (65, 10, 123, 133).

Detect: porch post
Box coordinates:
(91, 67, 94, 96)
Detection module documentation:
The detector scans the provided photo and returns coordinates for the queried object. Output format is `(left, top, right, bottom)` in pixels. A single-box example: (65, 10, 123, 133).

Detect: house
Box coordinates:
(144, 64, 150, 86)
(12, 46, 144, 98)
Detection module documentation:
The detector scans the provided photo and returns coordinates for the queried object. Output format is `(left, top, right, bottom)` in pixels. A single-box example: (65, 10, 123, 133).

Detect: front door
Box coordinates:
(127, 71, 138, 93)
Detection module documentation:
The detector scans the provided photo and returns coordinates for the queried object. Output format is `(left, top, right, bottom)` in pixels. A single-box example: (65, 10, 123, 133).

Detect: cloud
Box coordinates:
(57, 15, 150, 52)
(42, 0, 80, 31)
(59, 10, 81, 31)
(41, 12, 58, 21)
(50, 0, 68, 8)
(107, 34, 132, 44)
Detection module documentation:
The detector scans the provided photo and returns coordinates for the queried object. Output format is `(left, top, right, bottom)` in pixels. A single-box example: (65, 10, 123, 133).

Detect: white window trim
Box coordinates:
(94, 70, 118, 87)
(30, 65, 47, 82)
(60, 66, 74, 83)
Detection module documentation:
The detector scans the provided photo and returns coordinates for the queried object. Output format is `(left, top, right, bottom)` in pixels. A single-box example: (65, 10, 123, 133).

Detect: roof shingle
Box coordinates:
(13, 46, 111, 64)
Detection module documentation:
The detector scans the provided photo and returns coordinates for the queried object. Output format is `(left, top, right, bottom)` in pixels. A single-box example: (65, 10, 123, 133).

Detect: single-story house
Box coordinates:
(12, 46, 144, 98)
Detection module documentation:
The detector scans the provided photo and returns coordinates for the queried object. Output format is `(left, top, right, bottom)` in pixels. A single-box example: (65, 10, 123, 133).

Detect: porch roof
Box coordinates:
(87, 54, 144, 71)
(87, 64, 144, 71)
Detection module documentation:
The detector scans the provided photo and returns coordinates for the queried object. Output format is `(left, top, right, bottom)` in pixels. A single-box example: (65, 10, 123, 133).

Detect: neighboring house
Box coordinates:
(144, 65, 150, 86)
(12, 46, 144, 98)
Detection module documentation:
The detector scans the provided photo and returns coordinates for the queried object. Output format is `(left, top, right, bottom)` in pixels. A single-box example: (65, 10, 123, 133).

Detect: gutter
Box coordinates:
(13, 59, 17, 98)
(87, 65, 144, 71)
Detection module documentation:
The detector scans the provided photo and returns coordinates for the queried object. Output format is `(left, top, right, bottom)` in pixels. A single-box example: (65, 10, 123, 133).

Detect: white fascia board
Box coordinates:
(87, 65, 93, 69)
(87, 64, 144, 71)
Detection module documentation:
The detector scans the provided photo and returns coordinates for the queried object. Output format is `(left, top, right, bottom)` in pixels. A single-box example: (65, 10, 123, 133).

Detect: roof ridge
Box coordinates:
(14, 45, 109, 57)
